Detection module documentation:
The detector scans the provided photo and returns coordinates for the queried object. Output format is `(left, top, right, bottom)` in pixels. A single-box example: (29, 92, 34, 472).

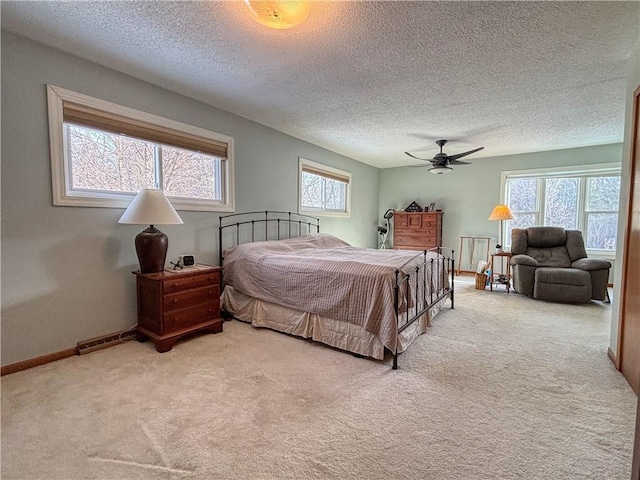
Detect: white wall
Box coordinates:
(0, 32, 380, 366)
(610, 38, 640, 356)
(379, 144, 623, 270)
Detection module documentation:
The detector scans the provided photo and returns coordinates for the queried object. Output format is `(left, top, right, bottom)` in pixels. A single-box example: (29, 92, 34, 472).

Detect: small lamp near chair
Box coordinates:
(488, 204, 514, 252)
(118, 189, 183, 273)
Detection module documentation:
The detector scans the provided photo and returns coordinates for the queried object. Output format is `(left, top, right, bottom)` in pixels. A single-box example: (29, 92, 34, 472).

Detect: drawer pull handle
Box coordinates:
(208, 290, 214, 295)
(207, 276, 214, 280)
(173, 283, 179, 287)
(173, 299, 179, 303)
(208, 308, 213, 313)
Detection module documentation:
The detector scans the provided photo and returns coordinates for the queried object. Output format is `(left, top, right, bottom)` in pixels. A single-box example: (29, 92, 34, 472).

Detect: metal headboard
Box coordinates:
(219, 210, 320, 265)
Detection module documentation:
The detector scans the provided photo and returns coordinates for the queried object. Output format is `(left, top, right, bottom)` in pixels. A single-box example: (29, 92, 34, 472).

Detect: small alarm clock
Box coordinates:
(178, 254, 196, 267)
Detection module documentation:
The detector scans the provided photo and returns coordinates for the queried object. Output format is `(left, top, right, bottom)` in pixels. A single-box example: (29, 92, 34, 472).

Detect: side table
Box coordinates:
(490, 251, 513, 293)
(133, 264, 223, 352)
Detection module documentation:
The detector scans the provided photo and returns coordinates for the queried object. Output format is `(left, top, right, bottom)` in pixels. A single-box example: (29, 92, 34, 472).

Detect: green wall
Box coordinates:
(1, 31, 380, 366)
(379, 144, 623, 270)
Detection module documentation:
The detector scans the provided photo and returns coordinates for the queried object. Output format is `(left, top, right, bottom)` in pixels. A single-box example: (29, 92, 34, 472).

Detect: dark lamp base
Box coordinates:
(135, 225, 168, 273)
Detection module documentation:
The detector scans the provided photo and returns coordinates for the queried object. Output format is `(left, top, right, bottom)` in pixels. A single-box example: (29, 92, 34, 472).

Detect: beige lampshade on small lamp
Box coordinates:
(488, 204, 515, 251)
(118, 189, 183, 273)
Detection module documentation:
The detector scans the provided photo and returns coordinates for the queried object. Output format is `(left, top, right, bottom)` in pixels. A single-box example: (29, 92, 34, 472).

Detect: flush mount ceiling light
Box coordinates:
(428, 166, 453, 175)
(243, 1, 310, 29)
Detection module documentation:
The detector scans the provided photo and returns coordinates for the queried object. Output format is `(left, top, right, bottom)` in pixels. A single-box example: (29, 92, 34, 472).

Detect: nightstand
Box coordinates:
(490, 252, 513, 293)
(133, 264, 223, 352)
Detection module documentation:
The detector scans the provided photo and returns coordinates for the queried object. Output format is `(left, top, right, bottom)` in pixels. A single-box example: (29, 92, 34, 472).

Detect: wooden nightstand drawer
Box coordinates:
(163, 272, 219, 294)
(163, 285, 219, 312)
(163, 300, 220, 331)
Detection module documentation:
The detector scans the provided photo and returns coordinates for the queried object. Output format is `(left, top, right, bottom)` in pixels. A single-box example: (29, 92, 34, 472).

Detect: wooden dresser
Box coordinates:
(393, 211, 443, 250)
(133, 264, 223, 352)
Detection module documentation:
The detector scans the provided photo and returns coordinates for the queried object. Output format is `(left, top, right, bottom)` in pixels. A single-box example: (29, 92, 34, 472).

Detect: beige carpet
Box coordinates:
(2, 280, 637, 480)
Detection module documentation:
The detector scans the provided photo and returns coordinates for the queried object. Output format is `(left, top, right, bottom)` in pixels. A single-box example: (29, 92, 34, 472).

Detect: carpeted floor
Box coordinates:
(1, 280, 637, 480)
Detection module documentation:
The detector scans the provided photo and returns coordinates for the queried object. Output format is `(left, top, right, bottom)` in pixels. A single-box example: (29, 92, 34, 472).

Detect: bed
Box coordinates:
(219, 211, 454, 369)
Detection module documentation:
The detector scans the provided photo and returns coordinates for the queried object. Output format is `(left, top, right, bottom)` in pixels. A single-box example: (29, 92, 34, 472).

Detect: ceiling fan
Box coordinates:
(405, 139, 484, 175)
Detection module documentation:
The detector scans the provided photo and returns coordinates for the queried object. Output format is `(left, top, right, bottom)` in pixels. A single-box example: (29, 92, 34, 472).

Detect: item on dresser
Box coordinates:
(393, 211, 443, 251)
(133, 264, 223, 352)
(178, 254, 196, 267)
(404, 201, 423, 212)
(218, 211, 454, 370)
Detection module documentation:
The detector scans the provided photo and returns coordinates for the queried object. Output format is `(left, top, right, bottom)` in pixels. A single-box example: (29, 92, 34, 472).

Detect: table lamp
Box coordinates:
(488, 204, 514, 251)
(118, 189, 184, 273)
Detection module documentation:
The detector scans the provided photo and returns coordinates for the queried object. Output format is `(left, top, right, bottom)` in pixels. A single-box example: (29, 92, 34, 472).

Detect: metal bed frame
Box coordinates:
(219, 210, 320, 266)
(219, 210, 455, 369)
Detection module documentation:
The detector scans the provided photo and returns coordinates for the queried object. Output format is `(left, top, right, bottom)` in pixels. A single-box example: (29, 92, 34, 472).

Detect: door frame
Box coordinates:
(615, 84, 640, 374)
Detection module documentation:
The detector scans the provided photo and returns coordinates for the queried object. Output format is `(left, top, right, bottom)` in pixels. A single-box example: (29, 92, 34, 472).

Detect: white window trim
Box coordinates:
(47, 85, 235, 212)
(500, 163, 621, 256)
(298, 158, 351, 218)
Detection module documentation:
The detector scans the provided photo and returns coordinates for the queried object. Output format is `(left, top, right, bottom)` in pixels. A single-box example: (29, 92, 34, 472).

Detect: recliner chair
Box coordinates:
(510, 227, 611, 303)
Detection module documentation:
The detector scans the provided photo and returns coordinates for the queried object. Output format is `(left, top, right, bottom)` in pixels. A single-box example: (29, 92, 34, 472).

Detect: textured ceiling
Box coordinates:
(2, 1, 639, 168)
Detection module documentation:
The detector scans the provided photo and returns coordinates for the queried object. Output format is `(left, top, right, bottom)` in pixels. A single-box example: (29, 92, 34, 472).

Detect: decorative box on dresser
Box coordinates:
(133, 264, 223, 352)
(393, 211, 443, 250)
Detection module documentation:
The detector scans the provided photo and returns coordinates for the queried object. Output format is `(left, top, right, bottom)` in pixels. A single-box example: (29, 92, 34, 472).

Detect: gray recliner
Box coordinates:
(510, 227, 611, 303)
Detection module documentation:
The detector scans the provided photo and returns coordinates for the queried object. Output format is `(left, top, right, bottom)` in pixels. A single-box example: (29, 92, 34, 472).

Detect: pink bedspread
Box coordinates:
(222, 233, 448, 352)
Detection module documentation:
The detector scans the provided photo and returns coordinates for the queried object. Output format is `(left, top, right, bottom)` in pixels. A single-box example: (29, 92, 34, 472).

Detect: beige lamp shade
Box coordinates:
(118, 189, 183, 226)
(243, 1, 310, 29)
(488, 205, 514, 221)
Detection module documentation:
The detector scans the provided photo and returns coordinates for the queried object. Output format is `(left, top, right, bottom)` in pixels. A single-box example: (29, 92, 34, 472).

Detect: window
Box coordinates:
(47, 85, 234, 211)
(502, 164, 621, 253)
(299, 158, 351, 216)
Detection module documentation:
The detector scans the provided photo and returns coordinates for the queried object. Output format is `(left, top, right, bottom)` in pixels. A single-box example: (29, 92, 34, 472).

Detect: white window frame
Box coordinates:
(47, 85, 235, 212)
(501, 163, 621, 257)
(298, 158, 351, 217)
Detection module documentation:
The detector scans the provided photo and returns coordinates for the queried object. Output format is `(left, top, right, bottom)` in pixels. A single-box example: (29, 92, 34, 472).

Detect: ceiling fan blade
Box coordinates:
(405, 151, 432, 161)
(447, 146, 484, 161)
(448, 159, 471, 165)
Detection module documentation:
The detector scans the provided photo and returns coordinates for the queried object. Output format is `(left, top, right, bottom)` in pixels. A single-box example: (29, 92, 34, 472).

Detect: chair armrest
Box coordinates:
(572, 258, 611, 271)
(511, 254, 538, 267)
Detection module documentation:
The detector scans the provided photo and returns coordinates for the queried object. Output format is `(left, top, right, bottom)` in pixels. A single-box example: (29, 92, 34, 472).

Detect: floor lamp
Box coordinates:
(488, 204, 514, 252)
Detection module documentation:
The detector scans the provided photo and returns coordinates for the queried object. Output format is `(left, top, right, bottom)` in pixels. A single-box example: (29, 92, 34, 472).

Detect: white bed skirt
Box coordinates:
(221, 286, 448, 360)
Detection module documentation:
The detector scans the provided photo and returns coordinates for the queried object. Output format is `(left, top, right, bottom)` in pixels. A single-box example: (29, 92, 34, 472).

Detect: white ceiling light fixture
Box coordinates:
(242, 1, 310, 30)
(428, 166, 453, 175)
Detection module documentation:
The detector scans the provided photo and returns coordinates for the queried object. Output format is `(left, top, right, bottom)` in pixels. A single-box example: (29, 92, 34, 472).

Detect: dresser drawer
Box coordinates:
(395, 228, 438, 237)
(163, 300, 220, 331)
(395, 235, 437, 247)
(394, 215, 440, 229)
(163, 285, 219, 312)
(163, 272, 219, 294)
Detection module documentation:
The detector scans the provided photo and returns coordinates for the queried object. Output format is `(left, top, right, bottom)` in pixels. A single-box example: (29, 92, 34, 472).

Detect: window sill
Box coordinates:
(299, 210, 350, 218)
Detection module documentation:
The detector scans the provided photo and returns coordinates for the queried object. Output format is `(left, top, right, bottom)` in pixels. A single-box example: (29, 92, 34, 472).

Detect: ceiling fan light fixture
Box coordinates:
(428, 166, 453, 175)
(243, 1, 310, 30)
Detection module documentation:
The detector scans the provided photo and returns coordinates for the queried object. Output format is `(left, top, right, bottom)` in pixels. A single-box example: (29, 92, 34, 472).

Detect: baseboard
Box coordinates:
(455, 270, 475, 276)
(1, 329, 137, 376)
(77, 330, 136, 355)
(1, 348, 77, 376)
(607, 347, 620, 369)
